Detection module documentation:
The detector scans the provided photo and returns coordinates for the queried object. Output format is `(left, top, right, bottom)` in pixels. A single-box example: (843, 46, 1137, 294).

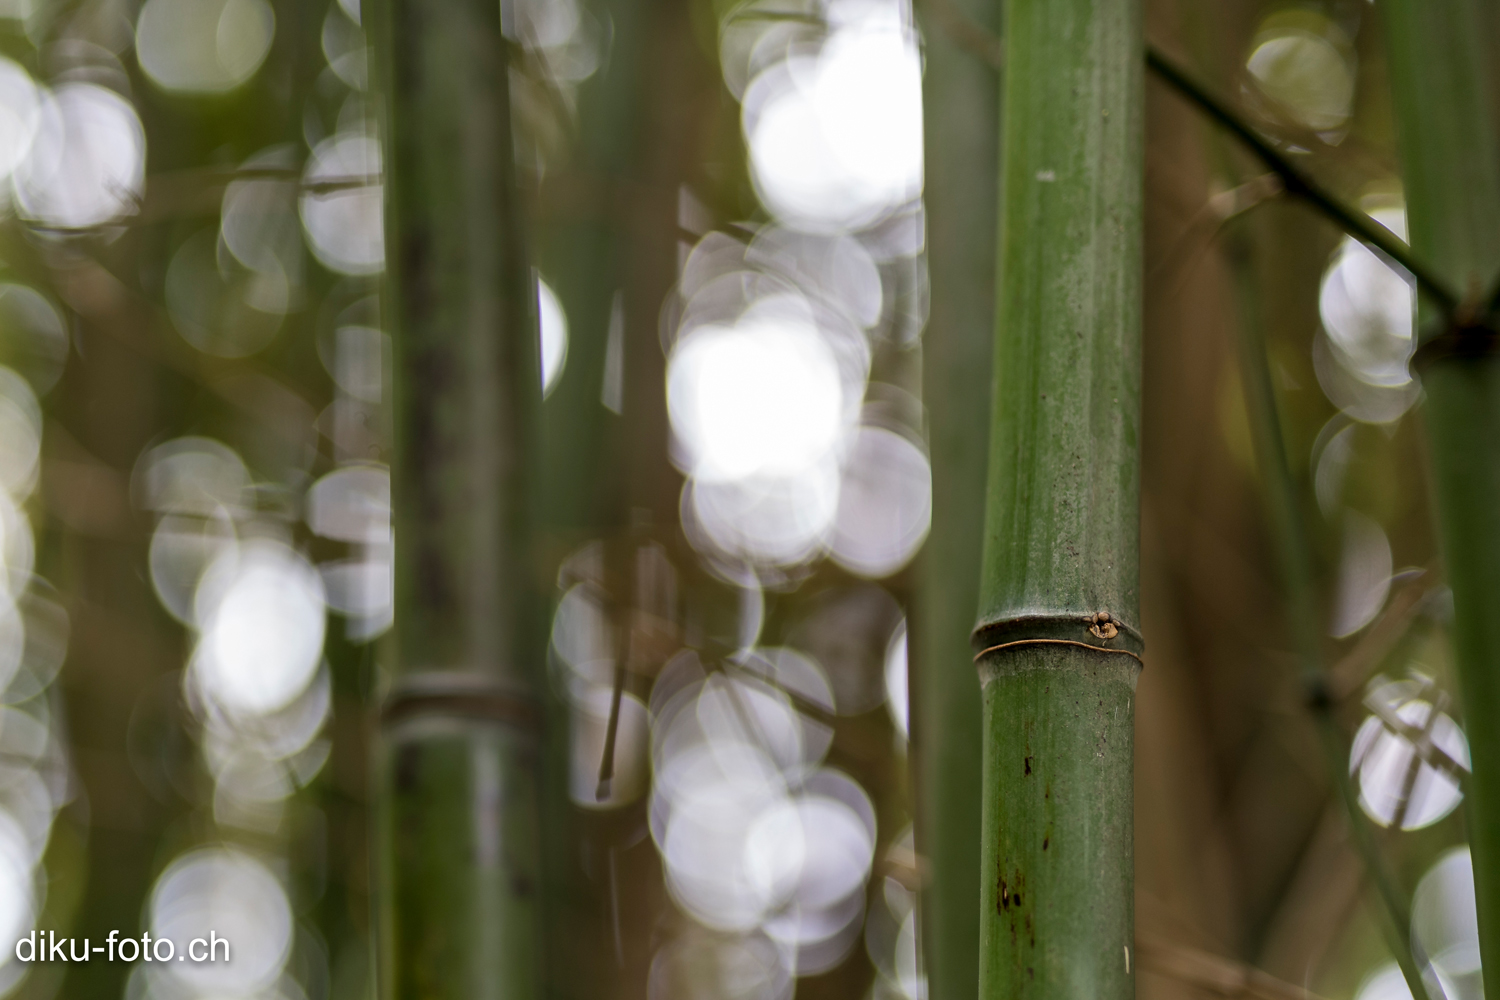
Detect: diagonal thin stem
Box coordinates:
(596, 587, 631, 801)
(912, 17, 1463, 321)
(1146, 45, 1461, 317)
(917, 0, 1004, 69)
(1148, 172, 1284, 292)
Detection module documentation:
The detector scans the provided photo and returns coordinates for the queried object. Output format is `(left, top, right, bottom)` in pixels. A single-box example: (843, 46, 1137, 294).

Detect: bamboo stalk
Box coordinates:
(368, 0, 546, 993)
(974, 0, 1142, 996)
(1221, 225, 1437, 1000)
(530, 3, 653, 992)
(910, 0, 999, 995)
(534, 0, 653, 538)
(1380, 2, 1500, 994)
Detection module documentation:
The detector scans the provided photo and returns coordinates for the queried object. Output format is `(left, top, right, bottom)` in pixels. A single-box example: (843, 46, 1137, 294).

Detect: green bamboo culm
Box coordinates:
(910, 0, 999, 993)
(1223, 229, 1435, 1000)
(974, 0, 1142, 996)
(368, 0, 546, 993)
(1381, 0, 1500, 992)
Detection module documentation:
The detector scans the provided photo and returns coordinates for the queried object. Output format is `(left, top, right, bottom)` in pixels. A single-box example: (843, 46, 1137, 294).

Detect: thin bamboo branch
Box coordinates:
(1144, 45, 1461, 316)
(1147, 172, 1283, 293)
(910, 13, 1462, 316)
(1326, 572, 1435, 701)
(0, 168, 378, 236)
(1135, 933, 1330, 1000)
(916, 0, 1003, 69)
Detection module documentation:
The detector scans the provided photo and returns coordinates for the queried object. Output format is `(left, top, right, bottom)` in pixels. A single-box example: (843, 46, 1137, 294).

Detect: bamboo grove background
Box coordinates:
(0, 0, 1489, 997)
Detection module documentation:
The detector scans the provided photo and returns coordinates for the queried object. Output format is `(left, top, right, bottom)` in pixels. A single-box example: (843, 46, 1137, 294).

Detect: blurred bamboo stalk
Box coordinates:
(1381, 1, 1500, 995)
(530, 0, 652, 991)
(534, 0, 650, 538)
(368, 0, 546, 992)
(1221, 224, 1435, 1000)
(973, 0, 1142, 996)
(910, 0, 998, 993)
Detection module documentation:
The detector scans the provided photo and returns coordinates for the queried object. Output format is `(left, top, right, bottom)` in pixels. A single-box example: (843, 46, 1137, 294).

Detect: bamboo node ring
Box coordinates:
(973, 638, 1144, 668)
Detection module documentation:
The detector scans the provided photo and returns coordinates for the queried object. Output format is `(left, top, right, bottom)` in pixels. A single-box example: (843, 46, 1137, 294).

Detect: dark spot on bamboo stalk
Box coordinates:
(395, 743, 420, 791)
(401, 229, 434, 322)
(1024, 756, 1032, 775)
(1042, 837, 1049, 850)
(1027, 968, 1034, 980)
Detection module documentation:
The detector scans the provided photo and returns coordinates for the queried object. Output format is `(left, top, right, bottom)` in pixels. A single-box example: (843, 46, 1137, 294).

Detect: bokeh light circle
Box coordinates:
(537, 276, 568, 396)
(746, 25, 922, 233)
(1246, 28, 1354, 132)
(193, 539, 327, 717)
(668, 317, 845, 483)
(150, 846, 292, 994)
(300, 134, 384, 275)
(0, 59, 40, 186)
(1350, 682, 1469, 831)
(136, 0, 276, 93)
(14, 83, 145, 229)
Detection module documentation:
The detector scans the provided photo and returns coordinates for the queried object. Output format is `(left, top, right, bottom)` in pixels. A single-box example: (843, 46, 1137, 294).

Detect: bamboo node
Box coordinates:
(973, 638, 1143, 669)
(1409, 320, 1499, 371)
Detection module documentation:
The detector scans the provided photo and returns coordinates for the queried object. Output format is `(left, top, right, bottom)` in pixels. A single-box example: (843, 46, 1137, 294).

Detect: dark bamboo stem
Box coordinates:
(369, 0, 546, 991)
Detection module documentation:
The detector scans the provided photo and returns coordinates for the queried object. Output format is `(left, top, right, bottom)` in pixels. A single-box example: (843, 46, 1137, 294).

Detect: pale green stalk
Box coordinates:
(974, 1, 1142, 996)
(1382, 2, 1500, 993)
(911, 0, 999, 994)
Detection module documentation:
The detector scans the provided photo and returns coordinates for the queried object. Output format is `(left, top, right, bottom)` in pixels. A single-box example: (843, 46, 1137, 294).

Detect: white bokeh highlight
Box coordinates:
(745, 20, 922, 233)
(13, 83, 145, 229)
(136, 0, 275, 93)
(192, 539, 328, 718)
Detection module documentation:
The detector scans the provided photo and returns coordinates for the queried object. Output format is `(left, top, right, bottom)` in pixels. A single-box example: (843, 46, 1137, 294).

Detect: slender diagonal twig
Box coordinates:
(1362, 682, 1469, 781)
(1146, 45, 1461, 316)
(909, 28, 1461, 317)
(916, 0, 1003, 68)
(721, 5, 823, 25)
(1135, 933, 1330, 1000)
(1149, 172, 1284, 291)
(596, 582, 633, 801)
(1328, 573, 1436, 701)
